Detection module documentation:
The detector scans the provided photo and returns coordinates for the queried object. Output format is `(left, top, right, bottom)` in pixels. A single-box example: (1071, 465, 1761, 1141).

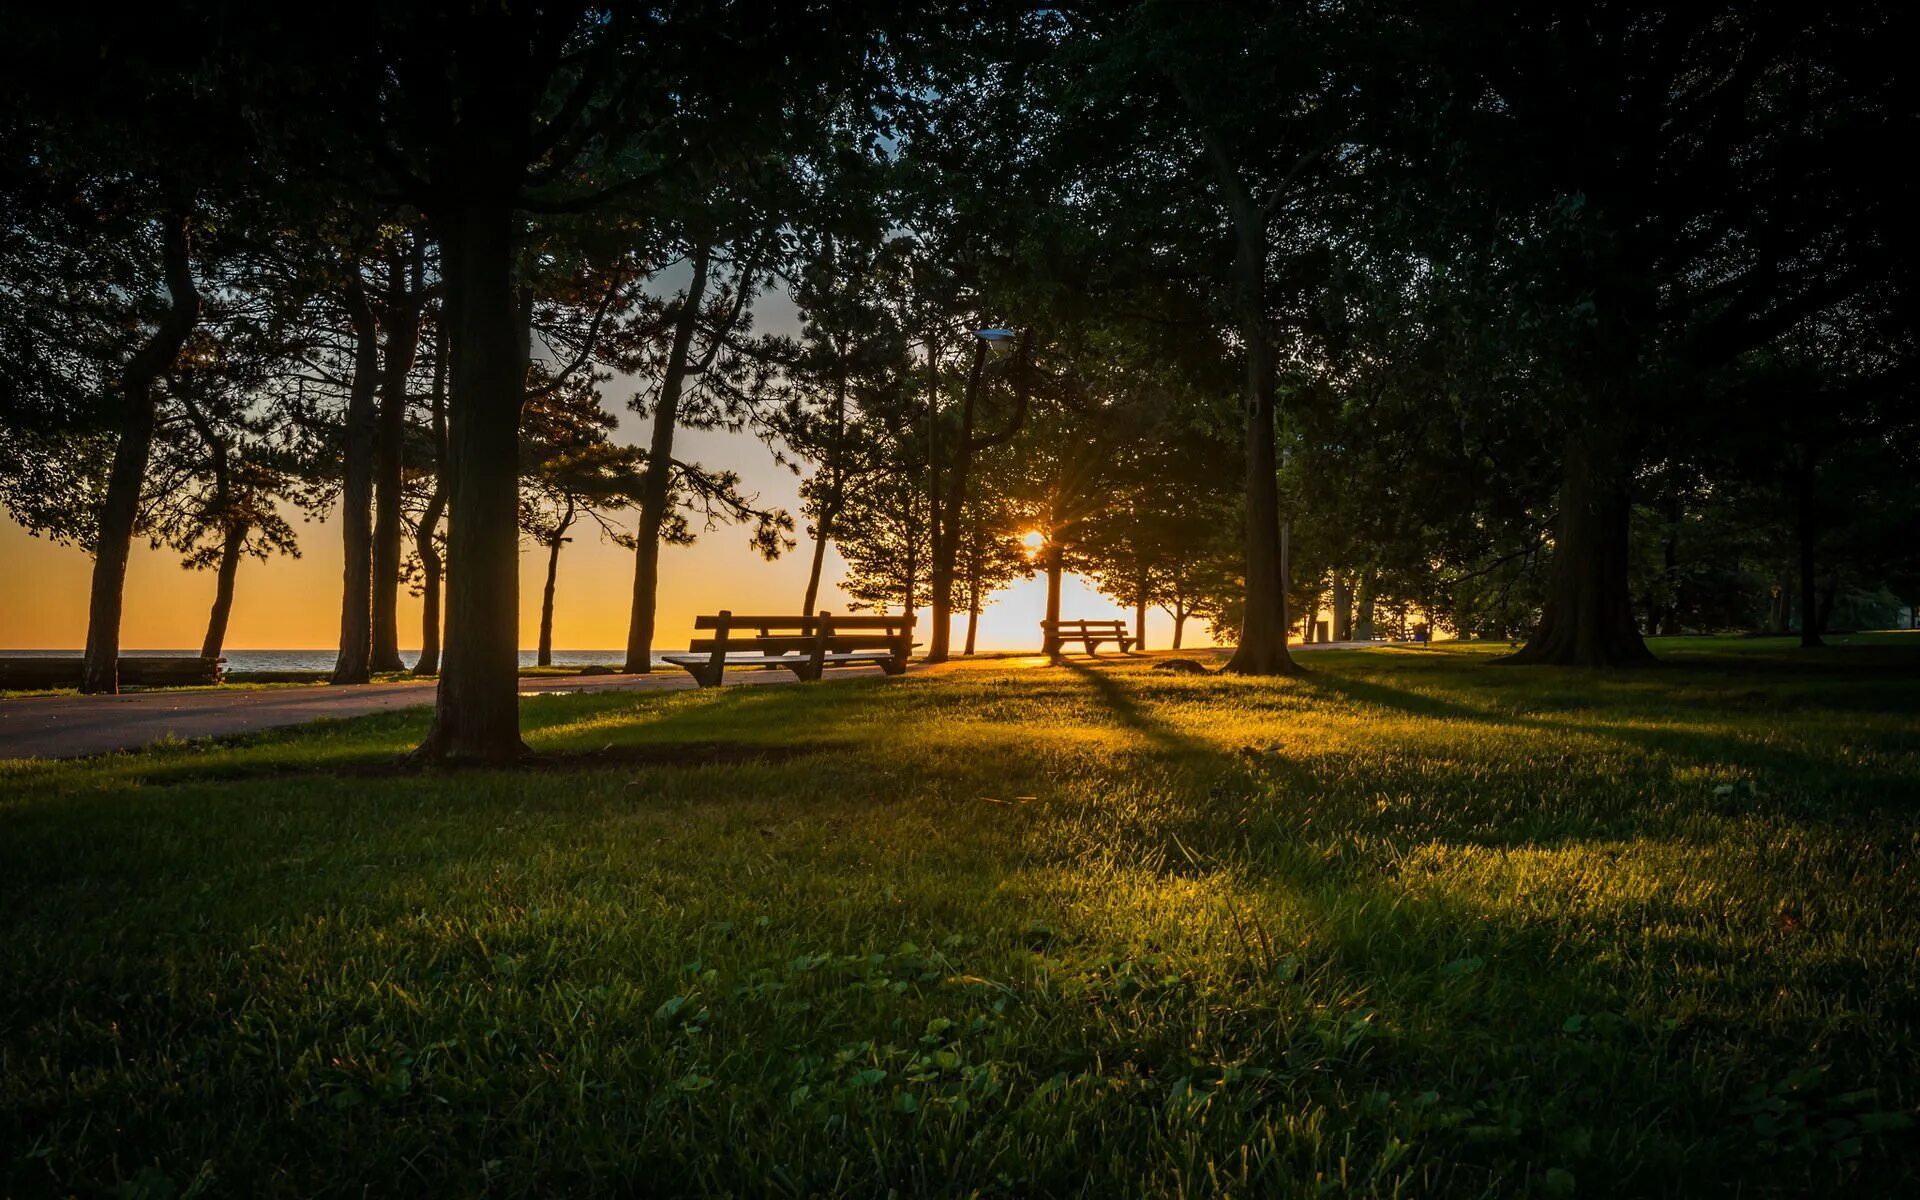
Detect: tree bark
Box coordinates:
(415, 198, 528, 761)
(964, 576, 981, 656)
(331, 284, 381, 685)
(372, 240, 424, 672)
(1331, 572, 1353, 642)
(1353, 571, 1377, 640)
(200, 521, 246, 660)
(537, 498, 574, 667)
(81, 213, 200, 694)
(1503, 429, 1654, 666)
(1171, 608, 1186, 650)
(623, 244, 710, 673)
(1216, 194, 1294, 674)
(1042, 539, 1063, 660)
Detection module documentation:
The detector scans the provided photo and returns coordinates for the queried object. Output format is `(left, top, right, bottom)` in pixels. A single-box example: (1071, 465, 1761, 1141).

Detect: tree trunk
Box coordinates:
(1219, 234, 1293, 673)
(1354, 571, 1377, 640)
(1134, 581, 1148, 652)
(81, 213, 200, 694)
(1796, 447, 1822, 648)
(200, 521, 246, 660)
(537, 499, 574, 668)
(1172, 608, 1186, 650)
(371, 242, 424, 672)
(1042, 539, 1063, 660)
(414, 198, 528, 761)
(926, 341, 985, 663)
(801, 353, 847, 615)
(1332, 572, 1354, 642)
(929, 333, 1031, 664)
(623, 244, 709, 673)
(331, 284, 380, 685)
(964, 576, 981, 656)
(1504, 429, 1654, 666)
(413, 326, 449, 676)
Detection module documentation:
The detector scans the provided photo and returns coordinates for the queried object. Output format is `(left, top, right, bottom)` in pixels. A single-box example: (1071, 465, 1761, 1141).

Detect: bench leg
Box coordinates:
(788, 662, 822, 682)
(880, 656, 907, 675)
(679, 663, 723, 688)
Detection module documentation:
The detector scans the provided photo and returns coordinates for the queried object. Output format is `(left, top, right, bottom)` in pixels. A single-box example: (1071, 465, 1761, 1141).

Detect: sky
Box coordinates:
(0, 407, 1203, 656)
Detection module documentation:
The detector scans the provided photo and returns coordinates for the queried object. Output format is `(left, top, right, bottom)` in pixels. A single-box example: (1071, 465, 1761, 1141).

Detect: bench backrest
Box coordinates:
(688, 610, 914, 676)
(1042, 619, 1128, 633)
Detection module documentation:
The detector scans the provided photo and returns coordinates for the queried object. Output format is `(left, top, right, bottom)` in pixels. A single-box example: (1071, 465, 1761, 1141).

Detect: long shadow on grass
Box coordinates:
(1300, 659, 1920, 826)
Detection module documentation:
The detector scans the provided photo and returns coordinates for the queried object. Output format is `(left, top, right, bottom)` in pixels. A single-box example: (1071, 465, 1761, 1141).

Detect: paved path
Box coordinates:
(0, 669, 816, 760)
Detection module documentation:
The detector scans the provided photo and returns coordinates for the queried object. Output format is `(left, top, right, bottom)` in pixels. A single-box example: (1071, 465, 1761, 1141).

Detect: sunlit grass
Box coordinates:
(2, 636, 1917, 1196)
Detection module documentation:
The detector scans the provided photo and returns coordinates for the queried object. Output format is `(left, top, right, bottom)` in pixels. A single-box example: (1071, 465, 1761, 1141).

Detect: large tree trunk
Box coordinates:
(1331, 572, 1354, 642)
(371, 242, 424, 672)
(413, 327, 449, 676)
(1171, 607, 1186, 650)
(331, 284, 381, 685)
(1353, 571, 1377, 640)
(1134, 580, 1148, 652)
(1219, 229, 1294, 675)
(415, 199, 528, 761)
(1042, 539, 1063, 660)
(537, 499, 574, 668)
(1504, 431, 1654, 666)
(81, 213, 200, 695)
(623, 244, 709, 673)
(199, 521, 246, 660)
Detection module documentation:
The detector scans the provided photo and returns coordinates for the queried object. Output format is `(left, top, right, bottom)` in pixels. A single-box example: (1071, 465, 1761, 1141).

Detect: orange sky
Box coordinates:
(0, 418, 1201, 656)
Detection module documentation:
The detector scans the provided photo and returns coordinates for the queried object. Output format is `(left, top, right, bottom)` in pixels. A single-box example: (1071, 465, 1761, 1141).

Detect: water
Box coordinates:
(0, 649, 668, 673)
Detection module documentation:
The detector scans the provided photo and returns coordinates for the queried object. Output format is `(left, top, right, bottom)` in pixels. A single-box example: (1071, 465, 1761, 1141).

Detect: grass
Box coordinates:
(2, 636, 1917, 1197)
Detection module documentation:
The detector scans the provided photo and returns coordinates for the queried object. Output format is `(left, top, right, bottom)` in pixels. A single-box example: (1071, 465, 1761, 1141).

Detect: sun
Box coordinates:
(1020, 530, 1046, 552)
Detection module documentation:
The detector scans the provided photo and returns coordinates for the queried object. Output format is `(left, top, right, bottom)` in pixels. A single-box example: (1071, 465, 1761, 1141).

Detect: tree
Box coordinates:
(252, 3, 892, 758)
(619, 222, 788, 673)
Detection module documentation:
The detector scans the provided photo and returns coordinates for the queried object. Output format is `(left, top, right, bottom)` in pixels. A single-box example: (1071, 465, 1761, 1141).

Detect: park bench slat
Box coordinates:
(670, 609, 914, 687)
(1040, 618, 1135, 656)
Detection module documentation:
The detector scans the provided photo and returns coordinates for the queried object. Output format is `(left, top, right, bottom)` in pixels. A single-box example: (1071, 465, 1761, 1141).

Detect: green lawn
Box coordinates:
(3, 638, 1917, 1197)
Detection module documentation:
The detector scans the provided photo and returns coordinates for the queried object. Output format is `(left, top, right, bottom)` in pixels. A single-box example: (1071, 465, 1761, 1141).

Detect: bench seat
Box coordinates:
(667, 610, 915, 687)
(660, 650, 898, 670)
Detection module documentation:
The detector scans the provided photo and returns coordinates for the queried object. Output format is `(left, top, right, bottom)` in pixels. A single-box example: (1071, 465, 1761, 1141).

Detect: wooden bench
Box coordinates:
(1042, 619, 1135, 655)
(0, 656, 226, 690)
(660, 610, 915, 688)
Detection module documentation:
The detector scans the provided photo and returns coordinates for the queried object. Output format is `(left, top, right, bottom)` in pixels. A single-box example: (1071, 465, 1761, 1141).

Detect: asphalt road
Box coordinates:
(0, 669, 815, 760)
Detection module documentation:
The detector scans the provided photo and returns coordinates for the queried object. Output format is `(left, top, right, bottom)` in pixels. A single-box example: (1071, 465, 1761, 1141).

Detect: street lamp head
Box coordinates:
(974, 328, 1018, 357)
